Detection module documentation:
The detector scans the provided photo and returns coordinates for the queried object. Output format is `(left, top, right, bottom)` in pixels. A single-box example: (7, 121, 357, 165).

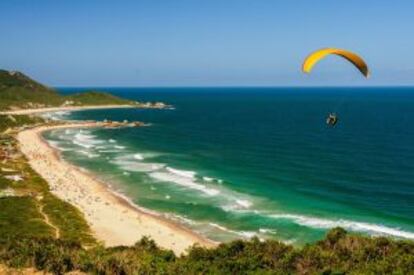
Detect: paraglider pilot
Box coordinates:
(326, 113, 338, 126)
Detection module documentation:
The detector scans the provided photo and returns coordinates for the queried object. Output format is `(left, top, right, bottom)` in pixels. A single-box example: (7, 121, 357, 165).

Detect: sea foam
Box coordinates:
(133, 154, 144, 160)
(72, 132, 104, 149)
(269, 214, 414, 239)
(149, 170, 220, 196)
(166, 167, 196, 179)
(208, 223, 256, 239)
(112, 157, 164, 172)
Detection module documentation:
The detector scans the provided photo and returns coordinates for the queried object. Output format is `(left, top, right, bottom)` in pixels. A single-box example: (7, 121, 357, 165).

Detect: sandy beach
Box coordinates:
(17, 122, 215, 255)
(0, 105, 137, 115)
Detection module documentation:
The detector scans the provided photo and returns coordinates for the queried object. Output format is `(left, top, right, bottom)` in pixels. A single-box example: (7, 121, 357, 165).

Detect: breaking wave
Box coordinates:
(269, 214, 414, 239)
(150, 170, 220, 196)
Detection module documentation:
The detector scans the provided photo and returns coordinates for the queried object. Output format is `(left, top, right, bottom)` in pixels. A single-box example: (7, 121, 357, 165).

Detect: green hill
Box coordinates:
(0, 70, 133, 110)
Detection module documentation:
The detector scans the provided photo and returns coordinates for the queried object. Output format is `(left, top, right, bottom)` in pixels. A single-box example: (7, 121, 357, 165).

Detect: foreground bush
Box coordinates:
(0, 228, 413, 274)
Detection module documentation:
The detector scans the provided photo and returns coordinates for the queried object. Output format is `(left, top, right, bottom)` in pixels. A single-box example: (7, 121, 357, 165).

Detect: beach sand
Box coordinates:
(17, 122, 215, 255)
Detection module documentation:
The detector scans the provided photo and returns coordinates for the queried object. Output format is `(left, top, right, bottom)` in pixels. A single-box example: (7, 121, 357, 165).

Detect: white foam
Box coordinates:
(167, 214, 198, 225)
(269, 214, 414, 239)
(73, 140, 93, 149)
(76, 150, 100, 158)
(208, 223, 256, 239)
(99, 150, 123, 153)
(166, 167, 196, 179)
(221, 197, 254, 212)
(111, 157, 164, 172)
(209, 222, 229, 231)
(259, 228, 277, 235)
(149, 171, 220, 196)
(133, 154, 144, 160)
(109, 139, 116, 143)
(202, 176, 224, 183)
(72, 132, 104, 149)
(235, 199, 252, 208)
(114, 145, 126, 150)
(165, 195, 171, 199)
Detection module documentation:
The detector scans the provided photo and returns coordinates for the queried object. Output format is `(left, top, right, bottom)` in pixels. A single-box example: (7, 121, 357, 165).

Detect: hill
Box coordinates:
(0, 70, 134, 110)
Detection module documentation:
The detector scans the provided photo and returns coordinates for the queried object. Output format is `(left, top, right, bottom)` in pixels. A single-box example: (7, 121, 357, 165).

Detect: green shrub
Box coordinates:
(0, 229, 413, 274)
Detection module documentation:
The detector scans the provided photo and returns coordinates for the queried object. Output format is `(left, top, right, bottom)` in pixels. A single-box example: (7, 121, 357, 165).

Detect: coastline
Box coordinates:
(17, 122, 216, 255)
(0, 105, 137, 115)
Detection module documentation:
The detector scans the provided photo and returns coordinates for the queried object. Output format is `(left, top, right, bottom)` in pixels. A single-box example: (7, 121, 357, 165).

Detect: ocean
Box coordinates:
(44, 87, 414, 245)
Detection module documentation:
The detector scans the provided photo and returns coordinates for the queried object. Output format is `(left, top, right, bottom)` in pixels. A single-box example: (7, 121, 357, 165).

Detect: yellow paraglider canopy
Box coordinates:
(302, 48, 370, 78)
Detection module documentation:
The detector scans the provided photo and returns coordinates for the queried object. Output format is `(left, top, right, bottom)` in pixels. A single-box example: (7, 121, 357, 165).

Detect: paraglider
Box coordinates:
(302, 48, 370, 126)
(302, 48, 370, 78)
(326, 113, 338, 126)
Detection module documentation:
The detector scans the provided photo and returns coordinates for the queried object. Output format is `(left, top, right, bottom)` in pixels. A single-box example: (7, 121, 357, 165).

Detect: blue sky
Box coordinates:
(1, 0, 413, 87)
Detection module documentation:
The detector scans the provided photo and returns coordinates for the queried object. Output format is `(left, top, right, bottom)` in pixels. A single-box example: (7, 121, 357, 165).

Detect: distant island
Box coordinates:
(0, 70, 413, 274)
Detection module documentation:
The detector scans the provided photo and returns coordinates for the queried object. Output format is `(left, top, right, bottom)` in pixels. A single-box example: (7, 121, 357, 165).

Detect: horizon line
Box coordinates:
(54, 85, 414, 89)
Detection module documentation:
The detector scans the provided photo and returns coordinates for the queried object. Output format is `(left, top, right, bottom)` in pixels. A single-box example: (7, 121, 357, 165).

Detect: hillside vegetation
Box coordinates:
(0, 70, 134, 110)
(0, 115, 96, 247)
(0, 229, 413, 274)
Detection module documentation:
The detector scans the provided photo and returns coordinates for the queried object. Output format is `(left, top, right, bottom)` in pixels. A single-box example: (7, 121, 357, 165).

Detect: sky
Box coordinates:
(1, 0, 413, 87)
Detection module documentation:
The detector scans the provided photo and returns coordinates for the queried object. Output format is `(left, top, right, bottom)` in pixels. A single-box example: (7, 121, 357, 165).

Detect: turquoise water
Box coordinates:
(44, 87, 414, 244)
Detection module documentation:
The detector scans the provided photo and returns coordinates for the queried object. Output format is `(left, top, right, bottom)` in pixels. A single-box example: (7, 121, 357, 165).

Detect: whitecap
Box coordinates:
(111, 158, 164, 172)
(73, 140, 94, 149)
(133, 154, 144, 160)
(259, 228, 277, 235)
(208, 223, 256, 239)
(76, 150, 100, 158)
(269, 214, 414, 239)
(221, 197, 254, 212)
(72, 132, 104, 149)
(149, 171, 219, 196)
(166, 167, 196, 179)
(235, 199, 252, 208)
(167, 214, 198, 225)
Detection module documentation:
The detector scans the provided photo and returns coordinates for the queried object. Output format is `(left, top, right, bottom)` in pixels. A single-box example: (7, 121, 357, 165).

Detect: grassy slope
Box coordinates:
(0, 70, 133, 110)
(0, 115, 95, 246)
(66, 91, 133, 106)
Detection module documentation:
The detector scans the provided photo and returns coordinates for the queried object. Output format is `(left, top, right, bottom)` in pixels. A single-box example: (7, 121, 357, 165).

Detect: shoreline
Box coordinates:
(0, 105, 137, 115)
(17, 122, 216, 255)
